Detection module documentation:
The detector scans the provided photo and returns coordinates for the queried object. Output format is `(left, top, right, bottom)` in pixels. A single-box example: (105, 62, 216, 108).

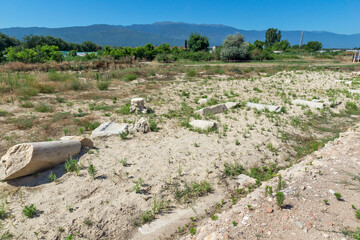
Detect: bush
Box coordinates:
(123, 73, 137, 82)
(35, 103, 52, 112)
(6, 45, 64, 63)
(96, 81, 110, 91)
(155, 53, 173, 63)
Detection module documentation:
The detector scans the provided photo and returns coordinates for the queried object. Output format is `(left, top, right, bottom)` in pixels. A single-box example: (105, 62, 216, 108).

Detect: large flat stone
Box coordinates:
(245, 102, 281, 112)
(189, 120, 217, 131)
(225, 102, 239, 109)
(0, 141, 81, 180)
(90, 122, 132, 138)
(195, 104, 227, 115)
(292, 99, 324, 109)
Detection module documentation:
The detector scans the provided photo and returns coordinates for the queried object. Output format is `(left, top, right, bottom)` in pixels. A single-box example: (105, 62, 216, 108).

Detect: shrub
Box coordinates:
(149, 119, 159, 132)
(96, 81, 110, 91)
(23, 204, 36, 218)
(155, 53, 173, 63)
(355, 209, 360, 220)
(186, 70, 197, 77)
(276, 192, 285, 208)
(88, 164, 97, 179)
(334, 192, 342, 200)
(123, 73, 137, 82)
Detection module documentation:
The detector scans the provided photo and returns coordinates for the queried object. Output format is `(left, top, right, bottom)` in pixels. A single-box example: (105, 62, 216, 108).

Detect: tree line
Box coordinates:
(0, 29, 324, 63)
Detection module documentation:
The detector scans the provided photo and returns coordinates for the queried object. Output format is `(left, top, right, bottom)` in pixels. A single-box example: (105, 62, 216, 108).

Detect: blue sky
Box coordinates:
(0, 0, 358, 34)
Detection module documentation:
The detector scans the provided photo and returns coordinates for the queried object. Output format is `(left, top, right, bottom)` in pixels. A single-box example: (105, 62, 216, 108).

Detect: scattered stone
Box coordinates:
(306, 222, 313, 228)
(134, 117, 150, 133)
(328, 221, 333, 226)
(348, 89, 360, 94)
(195, 104, 227, 115)
(292, 99, 324, 109)
(198, 98, 208, 104)
(225, 102, 239, 109)
(130, 98, 147, 114)
(189, 120, 217, 131)
(245, 102, 282, 112)
(90, 122, 132, 138)
(0, 141, 81, 180)
(236, 174, 257, 188)
(292, 221, 303, 229)
(204, 232, 222, 240)
(323, 233, 330, 238)
(267, 208, 273, 213)
(60, 136, 94, 148)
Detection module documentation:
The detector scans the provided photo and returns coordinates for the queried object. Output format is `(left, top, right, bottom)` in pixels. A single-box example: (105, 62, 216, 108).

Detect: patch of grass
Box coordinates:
(20, 101, 34, 108)
(124, 73, 137, 82)
(10, 116, 35, 129)
(117, 103, 131, 115)
(141, 210, 155, 223)
(186, 70, 197, 77)
(64, 156, 80, 174)
(83, 218, 93, 227)
(0, 110, 10, 116)
(0, 231, 13, 240)
(96, 81, 110, 91)
(168, 180, 212, 203)
(35, 103, 52, 113)
(88, 164, 97, 179)
(355, 209, 360, 220)
(48, 171, 57, 182)
(0, 200, 7, 220)
(23, 204, 36, 218)
(149, 118, 159, 132)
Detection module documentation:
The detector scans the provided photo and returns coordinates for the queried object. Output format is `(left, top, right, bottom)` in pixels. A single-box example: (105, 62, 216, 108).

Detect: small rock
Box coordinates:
(134, 117, 150, 133)
(323, 233, 330, 239)
(328, 221, 334, 226)
(267, 208, 273, 213)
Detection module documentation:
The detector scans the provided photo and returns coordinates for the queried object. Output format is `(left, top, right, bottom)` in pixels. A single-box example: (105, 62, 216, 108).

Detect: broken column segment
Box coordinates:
(0, 141, 81, 180)
(130, 98, 147, 114)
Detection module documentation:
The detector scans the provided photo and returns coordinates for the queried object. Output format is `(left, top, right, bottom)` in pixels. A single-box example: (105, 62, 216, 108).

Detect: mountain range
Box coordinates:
(1, 22, 359, 49)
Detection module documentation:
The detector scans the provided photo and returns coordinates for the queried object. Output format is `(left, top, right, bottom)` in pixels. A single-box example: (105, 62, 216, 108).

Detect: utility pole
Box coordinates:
(299, 31, 304, 47)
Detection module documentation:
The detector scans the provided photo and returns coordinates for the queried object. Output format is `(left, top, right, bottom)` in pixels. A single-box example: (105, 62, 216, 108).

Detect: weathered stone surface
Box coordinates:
(245, 102, 281, 112)
(348, 89, 360, 94)
(189, 120, 217, 131)
(90, 122, 132, 138)
(60, 136, 94, 148)
(335, 80, 352, 85)
(236, 174, 257, 188)
(130, 98, 147, 114)
(195, 104, 227, 115)
(0, 141, 81, 180)
(134, 117, 150, 133)
(198, 98, 208, 105)
(225, 102, 239, 110)
(292, 99, 324, 109)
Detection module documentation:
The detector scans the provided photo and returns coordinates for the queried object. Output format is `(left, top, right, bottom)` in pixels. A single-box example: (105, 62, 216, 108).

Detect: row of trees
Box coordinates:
(0, 33, 101, 52)
(0, 29, 324, 63)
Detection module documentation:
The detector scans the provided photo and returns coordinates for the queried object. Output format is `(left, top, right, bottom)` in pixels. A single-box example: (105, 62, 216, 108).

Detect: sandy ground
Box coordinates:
(181, 124, 360, 240)
(0, 69, 360, 239)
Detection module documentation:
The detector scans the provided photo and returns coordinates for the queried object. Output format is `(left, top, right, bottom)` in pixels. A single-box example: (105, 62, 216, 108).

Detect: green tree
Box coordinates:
(0, 32, 20, 52)
(253, 40, 265, 50)
(188, 33, 209, 52)
(220, 33, 249, 61)
(265, 28, 281, 48)
(304, 41, 322, 52)
(272, 40, 290, 51)
(81, 41, 101, 52)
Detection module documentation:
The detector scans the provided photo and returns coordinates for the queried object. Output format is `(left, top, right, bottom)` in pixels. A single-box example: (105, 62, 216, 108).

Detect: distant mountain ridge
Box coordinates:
(1, 22, 359, 48)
